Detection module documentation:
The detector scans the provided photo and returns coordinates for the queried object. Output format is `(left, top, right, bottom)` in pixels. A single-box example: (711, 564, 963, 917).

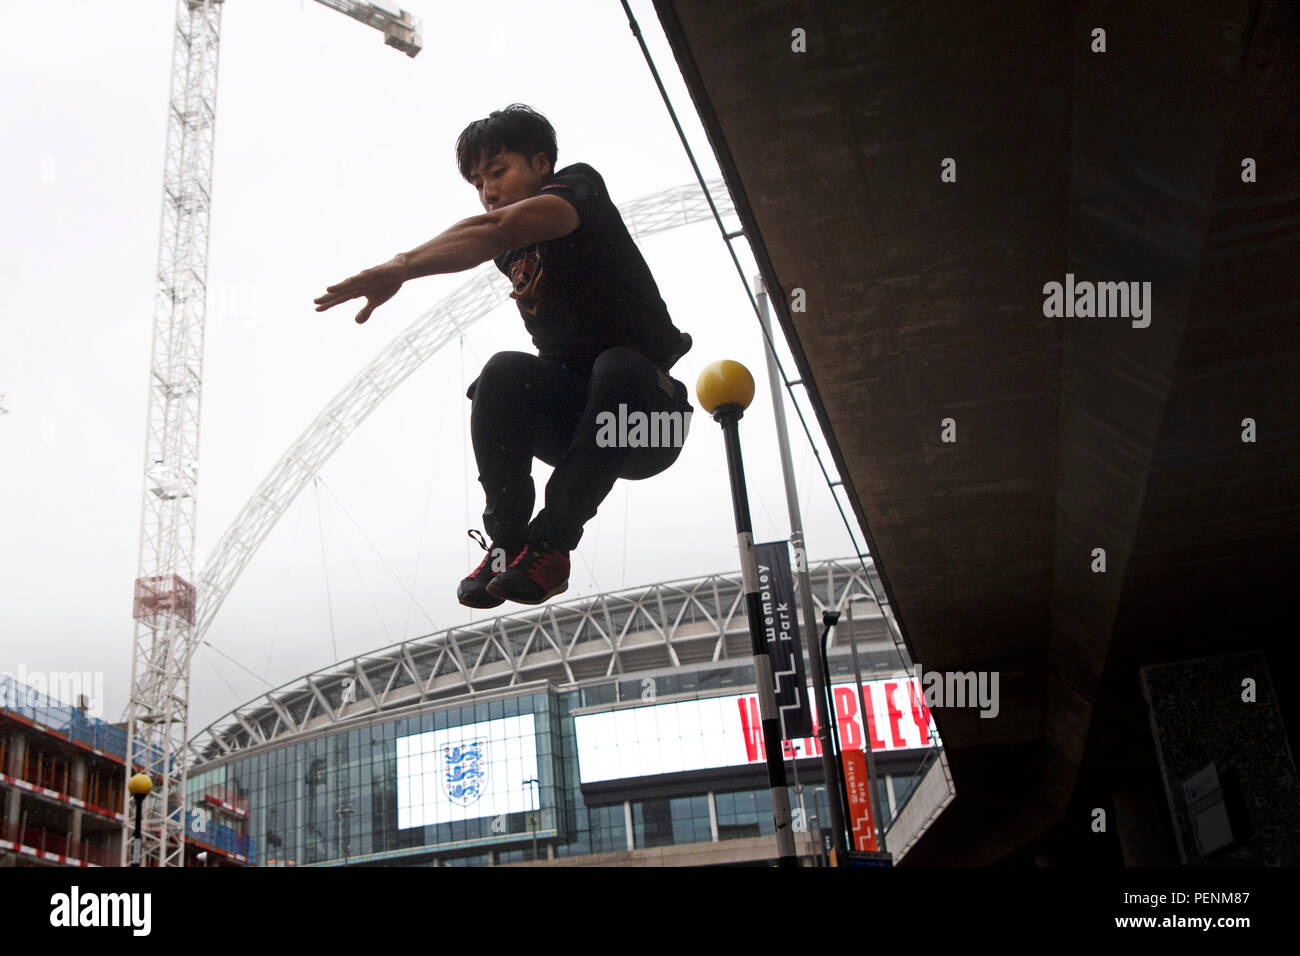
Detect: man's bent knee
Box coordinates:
(619, 441, 685, 480)
(481, 350, 540, 378)
(469, 351, 543, 401)
(589, 347, 653, 383)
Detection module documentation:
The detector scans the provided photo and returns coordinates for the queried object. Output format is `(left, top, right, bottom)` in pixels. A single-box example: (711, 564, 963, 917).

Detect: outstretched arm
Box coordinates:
(314, 195, 579, 325)
(313, 214, 506, 324)
(398, 213, 509, 280)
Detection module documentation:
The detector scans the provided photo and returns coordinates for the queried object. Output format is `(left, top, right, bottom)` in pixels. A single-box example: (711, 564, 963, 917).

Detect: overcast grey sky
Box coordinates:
(0, 0, 861, 737)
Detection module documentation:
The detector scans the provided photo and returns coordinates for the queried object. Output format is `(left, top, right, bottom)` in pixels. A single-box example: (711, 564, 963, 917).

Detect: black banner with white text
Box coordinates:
(754, 540, 813, 739)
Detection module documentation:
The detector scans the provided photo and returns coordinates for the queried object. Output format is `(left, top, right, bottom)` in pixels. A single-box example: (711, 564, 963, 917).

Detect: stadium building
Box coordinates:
(185, 557, 953, 867)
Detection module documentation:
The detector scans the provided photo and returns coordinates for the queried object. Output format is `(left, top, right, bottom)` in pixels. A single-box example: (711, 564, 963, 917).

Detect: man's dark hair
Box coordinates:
(456, 104, 558, 183)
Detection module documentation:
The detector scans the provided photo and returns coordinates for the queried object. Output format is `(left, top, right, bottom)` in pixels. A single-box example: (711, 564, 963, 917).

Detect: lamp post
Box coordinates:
(696, 359, 798, 868)
(845, 598, 885, 853)
(812, 786, 829, 867)
(524, 777, 540, 862)
(127, 773, 152, 867)
(820, 611, 856, 853)
(753, 274, 850, 861)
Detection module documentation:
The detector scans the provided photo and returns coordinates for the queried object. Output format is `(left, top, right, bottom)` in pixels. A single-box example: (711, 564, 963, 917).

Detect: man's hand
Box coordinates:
(314, 255, 409, 324)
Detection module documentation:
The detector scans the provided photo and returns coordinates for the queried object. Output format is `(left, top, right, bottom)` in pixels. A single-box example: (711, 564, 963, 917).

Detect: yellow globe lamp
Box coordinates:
(128, 773, 153, 797)
(695, 360, 755, 416)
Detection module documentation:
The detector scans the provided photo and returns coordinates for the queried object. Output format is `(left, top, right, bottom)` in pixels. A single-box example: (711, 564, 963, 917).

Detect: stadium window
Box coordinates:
(669, 796, 707, 846)
(718, 820, 760, 841)
(729, 791, 760, 826)
(697, 669, 725, 690)
(560, 832, 590, 857)
(892, 772, 918, 808)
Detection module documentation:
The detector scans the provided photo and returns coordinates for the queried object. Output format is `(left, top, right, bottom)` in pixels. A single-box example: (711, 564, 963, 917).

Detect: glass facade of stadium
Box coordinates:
(185, 560, 948, 867)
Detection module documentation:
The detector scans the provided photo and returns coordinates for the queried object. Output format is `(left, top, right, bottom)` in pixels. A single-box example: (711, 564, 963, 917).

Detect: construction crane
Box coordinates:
(123, 0, 421, 868)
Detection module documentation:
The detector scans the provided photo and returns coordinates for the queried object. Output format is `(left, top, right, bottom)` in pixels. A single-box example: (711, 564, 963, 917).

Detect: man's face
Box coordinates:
(469, 148, 551, 213)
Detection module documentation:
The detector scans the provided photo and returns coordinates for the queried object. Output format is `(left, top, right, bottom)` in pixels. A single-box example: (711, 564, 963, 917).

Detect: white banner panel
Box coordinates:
(395, 713, 538, 828)
(575, 678, 940, 784)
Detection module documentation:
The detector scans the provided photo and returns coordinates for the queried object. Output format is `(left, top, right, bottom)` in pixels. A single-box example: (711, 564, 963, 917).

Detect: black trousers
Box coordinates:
(466, 347, 694, 552)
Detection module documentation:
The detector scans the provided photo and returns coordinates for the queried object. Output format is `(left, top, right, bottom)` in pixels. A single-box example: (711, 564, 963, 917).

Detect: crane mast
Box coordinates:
(123, 0, 421, 868)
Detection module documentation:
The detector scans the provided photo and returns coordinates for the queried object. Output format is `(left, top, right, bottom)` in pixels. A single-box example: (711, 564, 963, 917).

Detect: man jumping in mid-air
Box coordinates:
(314, 103, 693, 607)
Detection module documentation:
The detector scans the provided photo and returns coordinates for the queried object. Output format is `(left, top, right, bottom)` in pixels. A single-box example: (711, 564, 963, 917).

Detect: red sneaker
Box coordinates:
(485, 544, 570, 605)
(457, 530, 523, 609)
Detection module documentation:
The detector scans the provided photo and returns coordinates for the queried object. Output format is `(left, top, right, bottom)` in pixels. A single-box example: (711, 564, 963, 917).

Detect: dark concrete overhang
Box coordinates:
(651, 0, 1300, 863)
